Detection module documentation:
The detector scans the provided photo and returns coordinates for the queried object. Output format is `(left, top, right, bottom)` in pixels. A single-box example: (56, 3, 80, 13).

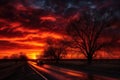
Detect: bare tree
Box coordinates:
(66, 9, 118, 64)
(43, 46, 56, 60)
(43, 38, 69, 63)
(19, 52, 28, 60)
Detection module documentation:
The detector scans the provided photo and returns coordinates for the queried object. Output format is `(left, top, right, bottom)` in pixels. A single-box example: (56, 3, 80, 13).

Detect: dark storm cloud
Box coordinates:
(27, 0, 118, 14)
(0, 5, 17, 21)
(27, 0, 80, 15)
(0, 0, 119, 37)
(0, 0, 119, 32)
(0, 0, 119, 30)
(0, 0, 57, 30)
(0, 0, 16, 6)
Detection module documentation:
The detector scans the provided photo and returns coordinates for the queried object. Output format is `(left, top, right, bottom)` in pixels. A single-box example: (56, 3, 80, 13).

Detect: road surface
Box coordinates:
(28, 61, 119, 80)
(0, 61, 119, 80)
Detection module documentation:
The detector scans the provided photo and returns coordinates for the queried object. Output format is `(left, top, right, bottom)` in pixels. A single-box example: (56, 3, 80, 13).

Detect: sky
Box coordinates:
(0, 0, 120, 59)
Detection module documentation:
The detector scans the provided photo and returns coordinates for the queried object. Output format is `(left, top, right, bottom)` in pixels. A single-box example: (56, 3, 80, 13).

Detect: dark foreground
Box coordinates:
(0, 60, 120, 80)
(48, 59, 120, 79)
(0, 61, 44, 80)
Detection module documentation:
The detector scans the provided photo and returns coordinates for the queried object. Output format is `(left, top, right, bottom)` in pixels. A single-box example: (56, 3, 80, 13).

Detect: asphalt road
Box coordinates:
(1, 61, 119, 80)
(28, 61, 119, 80)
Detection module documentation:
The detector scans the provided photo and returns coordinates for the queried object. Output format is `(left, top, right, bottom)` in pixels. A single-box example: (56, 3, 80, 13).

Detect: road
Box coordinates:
(1, 61, 44, 80)
(0, 61, 119, 80)
(28, 61, 118, 80)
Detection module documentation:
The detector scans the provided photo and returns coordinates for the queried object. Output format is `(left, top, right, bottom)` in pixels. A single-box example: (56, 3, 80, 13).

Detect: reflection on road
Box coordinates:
(29, 62, 68, 80)
(43, 65, 86, 77)
(29, 61, 118, 80)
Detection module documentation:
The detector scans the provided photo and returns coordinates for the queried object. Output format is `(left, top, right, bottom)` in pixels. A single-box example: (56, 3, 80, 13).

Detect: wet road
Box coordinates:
(29, 61, 119, 80)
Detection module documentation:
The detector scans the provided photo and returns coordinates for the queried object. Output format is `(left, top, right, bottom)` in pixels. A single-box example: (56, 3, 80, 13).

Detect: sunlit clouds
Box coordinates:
(41, 16, 56, 22)
(0, 25, 63, 59)
(0, 0, 119, 59)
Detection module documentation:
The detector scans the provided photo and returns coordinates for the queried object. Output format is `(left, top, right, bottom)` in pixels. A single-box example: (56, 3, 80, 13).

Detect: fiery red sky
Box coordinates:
(0, 0, 120, 59)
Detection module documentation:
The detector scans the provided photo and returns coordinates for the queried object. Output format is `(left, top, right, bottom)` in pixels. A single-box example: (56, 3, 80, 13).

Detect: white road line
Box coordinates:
(29, 65, 48, 80)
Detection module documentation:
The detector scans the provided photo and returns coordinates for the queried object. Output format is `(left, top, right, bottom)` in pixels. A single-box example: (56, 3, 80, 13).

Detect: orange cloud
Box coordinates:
(40, 16, 56, 22)
(0, 0, 119, 59)
(0, 23, 64, 59)
(40, 32, 63, 39)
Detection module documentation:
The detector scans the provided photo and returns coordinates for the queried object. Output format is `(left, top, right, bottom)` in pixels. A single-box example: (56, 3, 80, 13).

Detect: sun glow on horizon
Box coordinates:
(27, 52, 40, 59)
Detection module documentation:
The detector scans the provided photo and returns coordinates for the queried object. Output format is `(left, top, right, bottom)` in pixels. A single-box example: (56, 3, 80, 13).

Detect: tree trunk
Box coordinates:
(87, 54, 93, 64)
(55, 58, 60, 64)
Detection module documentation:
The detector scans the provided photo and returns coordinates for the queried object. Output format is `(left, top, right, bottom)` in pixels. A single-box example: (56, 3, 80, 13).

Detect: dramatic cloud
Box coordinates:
(0, 0, 119, 59)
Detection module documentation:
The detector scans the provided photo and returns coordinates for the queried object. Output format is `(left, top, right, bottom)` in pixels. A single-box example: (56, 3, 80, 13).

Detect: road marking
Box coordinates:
(29, 64, 48, 80)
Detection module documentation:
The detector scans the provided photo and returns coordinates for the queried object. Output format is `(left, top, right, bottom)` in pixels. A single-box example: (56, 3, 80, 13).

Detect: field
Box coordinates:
(45, 59, 120, 79)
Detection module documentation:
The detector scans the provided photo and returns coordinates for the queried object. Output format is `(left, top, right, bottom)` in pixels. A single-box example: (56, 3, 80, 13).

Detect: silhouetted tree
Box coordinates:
(43, 46, 56, 59)
(10, 52, 27, 61)
(2, 56, 9, 59)
(66, 9, 118, 64)
(10, 54, 19, 59)
(43, 38, 69, 63)
(19, 52, 28, 60)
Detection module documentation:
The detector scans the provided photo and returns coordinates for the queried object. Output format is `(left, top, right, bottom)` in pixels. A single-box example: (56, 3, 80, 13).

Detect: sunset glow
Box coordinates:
(41, 16, 56, 22)
(0, 0, 119, 59)
(27, 53, 37, 60)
